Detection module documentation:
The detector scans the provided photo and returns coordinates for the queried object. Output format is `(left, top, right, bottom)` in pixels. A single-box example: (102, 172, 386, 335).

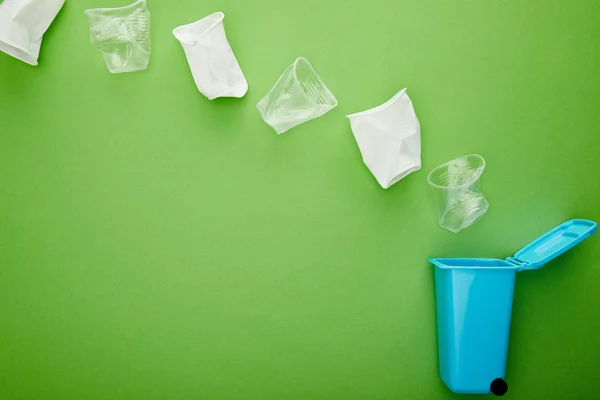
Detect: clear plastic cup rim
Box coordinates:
(85, 0, 146, 16)
(427, 154, 486, 191)
(291, 57, 338, 107)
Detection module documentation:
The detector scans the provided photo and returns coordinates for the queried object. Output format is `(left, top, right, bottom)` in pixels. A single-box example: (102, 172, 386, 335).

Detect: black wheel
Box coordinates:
(490, 378, 508, 396)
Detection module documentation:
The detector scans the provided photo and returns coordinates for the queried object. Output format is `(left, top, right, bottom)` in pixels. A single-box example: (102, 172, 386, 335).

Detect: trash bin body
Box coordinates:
(430, 219, 597, 395)
(433, 258, 519, 394)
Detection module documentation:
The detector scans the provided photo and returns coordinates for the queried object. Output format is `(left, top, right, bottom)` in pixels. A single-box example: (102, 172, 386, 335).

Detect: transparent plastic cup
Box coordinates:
(85, 0, 151, 74)
(427, 154, 489, 233)
(257, 57, 338, 134)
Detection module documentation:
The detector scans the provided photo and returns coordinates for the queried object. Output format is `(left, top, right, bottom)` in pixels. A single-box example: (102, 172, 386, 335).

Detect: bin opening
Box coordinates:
(430, 258, 519, 269)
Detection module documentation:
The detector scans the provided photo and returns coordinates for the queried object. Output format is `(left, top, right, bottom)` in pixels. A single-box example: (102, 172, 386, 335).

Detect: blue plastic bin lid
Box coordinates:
(508, 219, 597, 271)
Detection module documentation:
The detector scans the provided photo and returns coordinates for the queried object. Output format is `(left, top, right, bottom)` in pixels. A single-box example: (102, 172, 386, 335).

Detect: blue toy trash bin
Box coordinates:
(429, 219, 597, 396)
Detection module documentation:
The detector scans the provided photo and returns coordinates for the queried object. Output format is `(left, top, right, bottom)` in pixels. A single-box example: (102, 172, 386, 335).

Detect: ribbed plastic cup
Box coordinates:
(427, 154, 489, 233)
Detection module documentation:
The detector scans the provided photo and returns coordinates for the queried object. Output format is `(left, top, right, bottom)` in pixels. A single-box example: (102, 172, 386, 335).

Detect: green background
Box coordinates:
(1, 0, 599, 399)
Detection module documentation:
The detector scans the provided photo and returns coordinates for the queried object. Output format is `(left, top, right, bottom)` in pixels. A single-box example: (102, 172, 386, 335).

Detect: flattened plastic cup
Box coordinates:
(427, 154, 489, 233)
(173, 12, 248, 100)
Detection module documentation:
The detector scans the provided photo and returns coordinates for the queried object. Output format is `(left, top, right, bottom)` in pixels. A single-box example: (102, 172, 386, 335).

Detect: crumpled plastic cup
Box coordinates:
(173, 12, 248, 100)
(257, 57, 338, 134)
(427, 154, 489, 233)
(0, 0, 65, 66)
(85, 0, 151, 74)
(347, 89, 421, 189)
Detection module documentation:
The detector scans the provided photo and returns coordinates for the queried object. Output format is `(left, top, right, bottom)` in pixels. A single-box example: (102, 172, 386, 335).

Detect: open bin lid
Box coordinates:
(508, 219, 597, 271)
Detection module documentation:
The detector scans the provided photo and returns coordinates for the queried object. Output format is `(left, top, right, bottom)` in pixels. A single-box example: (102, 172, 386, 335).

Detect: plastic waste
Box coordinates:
(257, 57, 338, 134)
(427, 154, 489, 233)
(173, 12, 247, 100)
(84, 0, 151, 74)
(430, 219, 597, 395)
(346, 89, 421, 189)
(0, 0, 65, 66)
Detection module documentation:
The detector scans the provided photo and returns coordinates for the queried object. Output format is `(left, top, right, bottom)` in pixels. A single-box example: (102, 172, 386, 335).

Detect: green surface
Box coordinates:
(1, 0, 599, 399)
